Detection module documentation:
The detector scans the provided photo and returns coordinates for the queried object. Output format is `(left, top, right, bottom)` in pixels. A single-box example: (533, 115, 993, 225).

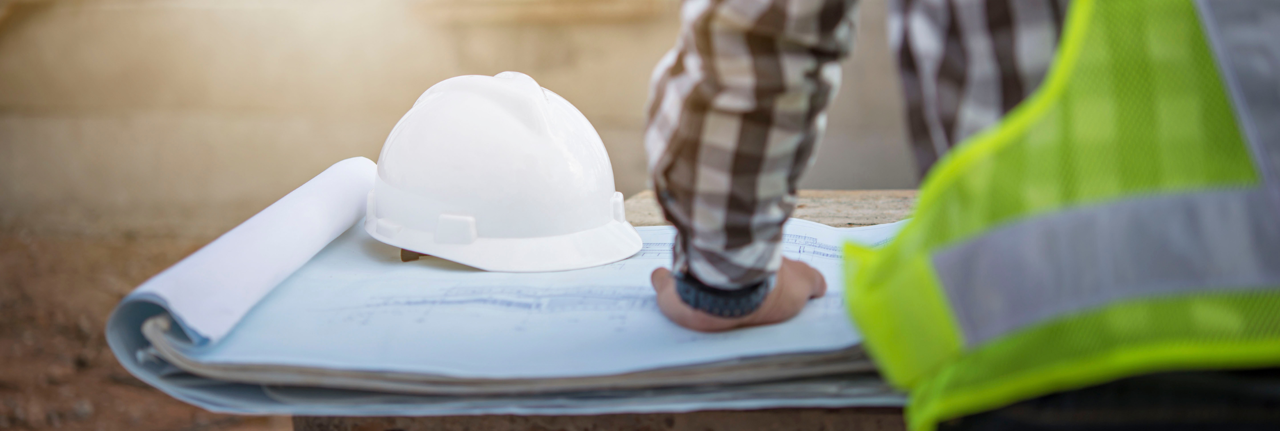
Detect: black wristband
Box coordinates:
(673, 271, 775, 318)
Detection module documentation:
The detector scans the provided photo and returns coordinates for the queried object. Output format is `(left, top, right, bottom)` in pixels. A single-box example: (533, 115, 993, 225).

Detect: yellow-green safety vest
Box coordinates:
(844, 0, 1280, 430)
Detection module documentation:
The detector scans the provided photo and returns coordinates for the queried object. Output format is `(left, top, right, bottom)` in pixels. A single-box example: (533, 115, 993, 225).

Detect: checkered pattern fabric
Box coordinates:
(644, 0, 1067, 297)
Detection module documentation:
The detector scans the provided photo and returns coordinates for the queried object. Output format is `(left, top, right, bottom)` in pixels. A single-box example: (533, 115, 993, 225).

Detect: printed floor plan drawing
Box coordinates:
(168, 219, 903, 379)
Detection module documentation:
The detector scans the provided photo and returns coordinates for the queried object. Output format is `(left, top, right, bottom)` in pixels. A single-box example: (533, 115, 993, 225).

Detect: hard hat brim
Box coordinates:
(364, 214, 643, 273)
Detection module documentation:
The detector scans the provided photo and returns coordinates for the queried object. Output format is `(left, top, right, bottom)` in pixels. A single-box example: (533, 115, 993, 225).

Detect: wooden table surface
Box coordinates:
(623, 190, 917, 228)
(295, 190, 917, 431)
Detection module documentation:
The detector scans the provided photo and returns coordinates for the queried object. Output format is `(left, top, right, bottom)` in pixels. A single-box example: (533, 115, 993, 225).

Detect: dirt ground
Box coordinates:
(0, 230, 292, 431)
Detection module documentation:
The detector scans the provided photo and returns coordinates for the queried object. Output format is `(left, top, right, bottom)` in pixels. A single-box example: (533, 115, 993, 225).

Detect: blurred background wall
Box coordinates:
(0, 0, 916, 238)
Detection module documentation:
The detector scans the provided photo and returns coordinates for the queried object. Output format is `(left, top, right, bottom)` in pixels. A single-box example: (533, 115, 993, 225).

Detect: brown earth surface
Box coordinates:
(0, 230, 291, 431)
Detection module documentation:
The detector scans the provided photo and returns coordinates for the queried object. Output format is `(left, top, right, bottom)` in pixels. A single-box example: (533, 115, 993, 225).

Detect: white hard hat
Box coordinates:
(365, 71, 643, 272)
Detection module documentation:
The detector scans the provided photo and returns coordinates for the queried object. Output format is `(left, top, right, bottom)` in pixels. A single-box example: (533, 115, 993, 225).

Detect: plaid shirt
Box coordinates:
(645, 0, 1069, 301)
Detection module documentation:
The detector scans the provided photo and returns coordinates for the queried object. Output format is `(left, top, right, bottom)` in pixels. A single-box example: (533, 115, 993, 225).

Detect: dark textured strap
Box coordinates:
(673, 271, 774, 318)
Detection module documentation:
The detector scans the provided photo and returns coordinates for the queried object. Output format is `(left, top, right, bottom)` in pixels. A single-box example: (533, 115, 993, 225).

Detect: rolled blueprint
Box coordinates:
(107, 157, 376, 345)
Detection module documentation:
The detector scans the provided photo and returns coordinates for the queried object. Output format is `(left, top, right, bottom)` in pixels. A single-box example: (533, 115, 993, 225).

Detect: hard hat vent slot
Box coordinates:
(435, 214, 478, 245)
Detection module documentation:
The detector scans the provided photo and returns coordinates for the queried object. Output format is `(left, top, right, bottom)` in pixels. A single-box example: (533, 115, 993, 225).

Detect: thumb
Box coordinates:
(651, 267, 674, 294)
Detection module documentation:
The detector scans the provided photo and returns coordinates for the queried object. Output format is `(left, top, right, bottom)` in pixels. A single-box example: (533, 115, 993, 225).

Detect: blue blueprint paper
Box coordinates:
(108, 214, 906, 414)
(171, 218, 902, 379)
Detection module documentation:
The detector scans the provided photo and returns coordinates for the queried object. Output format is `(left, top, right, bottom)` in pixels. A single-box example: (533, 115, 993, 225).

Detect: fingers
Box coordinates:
(809, 263, 828, 298)
(650, 267, 688, 323)
(778, 258, 827, 297)
(651, 267, 673, 293)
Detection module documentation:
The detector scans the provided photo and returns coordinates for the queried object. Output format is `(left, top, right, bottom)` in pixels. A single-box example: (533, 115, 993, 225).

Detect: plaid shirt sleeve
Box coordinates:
(892, 0, 1068, 176)
(644, 0, 859, 298)
(644, 0, 1066, 312)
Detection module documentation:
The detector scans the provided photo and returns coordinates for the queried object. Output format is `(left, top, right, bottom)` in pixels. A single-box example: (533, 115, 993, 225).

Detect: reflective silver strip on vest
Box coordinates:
(1199, 0, 1280, 204)
(934, 188, 1280, 347)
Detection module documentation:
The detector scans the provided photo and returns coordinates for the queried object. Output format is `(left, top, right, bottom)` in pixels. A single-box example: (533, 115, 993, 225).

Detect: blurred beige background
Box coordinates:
(0, 0, 916, 238)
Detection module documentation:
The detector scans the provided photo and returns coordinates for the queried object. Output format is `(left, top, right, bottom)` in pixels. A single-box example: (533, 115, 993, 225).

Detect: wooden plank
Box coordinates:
(624, 190, 916, 227)
(296, 190, 918, 431)
(295, 408, 906, 431)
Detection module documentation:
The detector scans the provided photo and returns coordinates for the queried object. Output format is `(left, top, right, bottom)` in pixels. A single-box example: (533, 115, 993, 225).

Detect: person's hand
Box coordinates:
(650, 257, 827, 332)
